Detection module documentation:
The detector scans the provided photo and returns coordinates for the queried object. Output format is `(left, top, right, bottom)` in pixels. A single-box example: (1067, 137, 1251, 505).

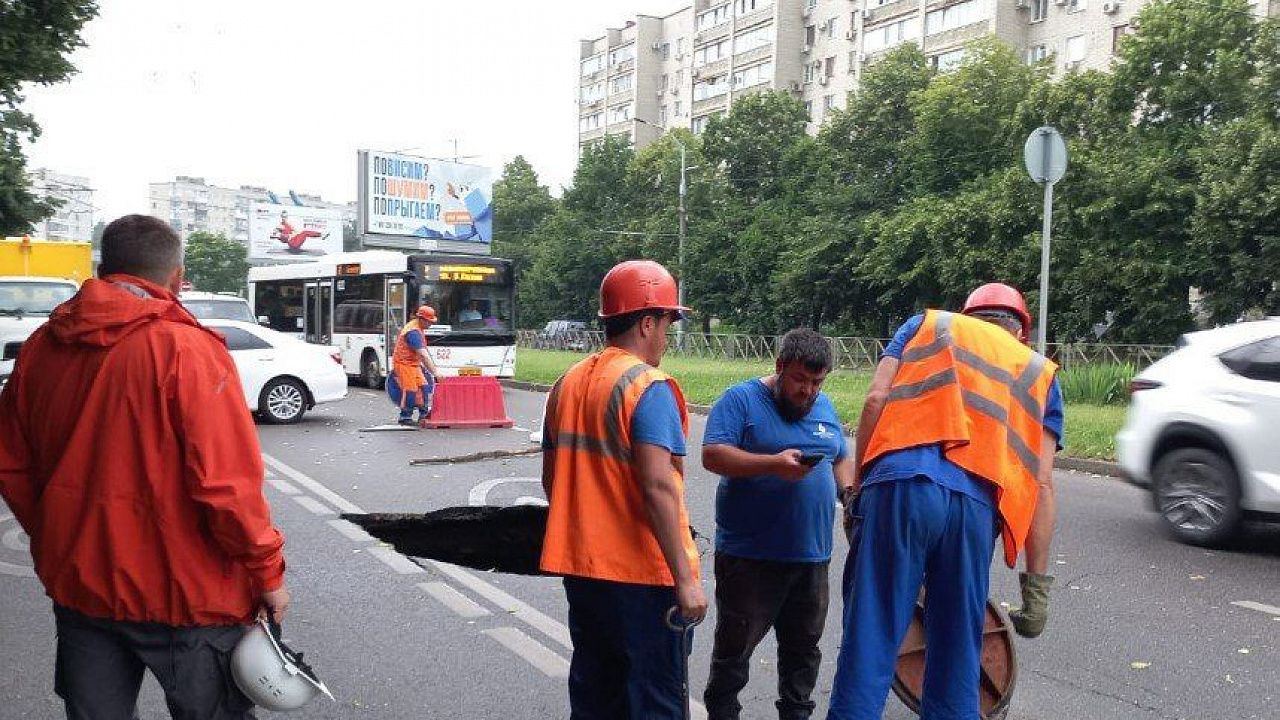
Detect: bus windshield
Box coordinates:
(415, 260, 513, 331)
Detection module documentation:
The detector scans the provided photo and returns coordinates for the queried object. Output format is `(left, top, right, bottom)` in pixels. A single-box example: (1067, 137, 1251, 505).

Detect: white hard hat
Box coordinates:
(231, 618, 334, 711)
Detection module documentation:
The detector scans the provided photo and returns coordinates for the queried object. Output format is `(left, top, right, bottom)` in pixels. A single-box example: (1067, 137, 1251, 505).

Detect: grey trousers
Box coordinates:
(53, 605, 256, 720)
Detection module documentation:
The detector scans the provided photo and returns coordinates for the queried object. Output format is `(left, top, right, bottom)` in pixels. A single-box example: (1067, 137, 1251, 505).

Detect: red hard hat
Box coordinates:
(962, 283, 1031, 339)
(598, 260, 691, 319)
(416, 305, 437, 323)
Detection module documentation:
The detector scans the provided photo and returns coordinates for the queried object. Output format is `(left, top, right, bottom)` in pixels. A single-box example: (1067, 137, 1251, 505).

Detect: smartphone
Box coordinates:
(799, 453, 824, 467)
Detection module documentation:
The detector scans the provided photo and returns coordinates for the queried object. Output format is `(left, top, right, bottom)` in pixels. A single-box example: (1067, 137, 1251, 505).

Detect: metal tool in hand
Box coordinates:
(665, 606, 703, 720)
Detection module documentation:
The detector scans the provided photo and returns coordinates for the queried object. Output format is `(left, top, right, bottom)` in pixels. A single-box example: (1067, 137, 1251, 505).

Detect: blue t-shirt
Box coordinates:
(704, 378, 849, 563)
(865, 314, 1064, 506)
(542, 380, 686, 456)
(403, 328, 425, 351)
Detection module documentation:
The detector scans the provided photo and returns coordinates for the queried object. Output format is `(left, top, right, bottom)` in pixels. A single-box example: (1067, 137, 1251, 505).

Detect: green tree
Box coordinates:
(183, 232, 250, 295)
(491, 155, 557, 279)
(0, 1, 99, 235)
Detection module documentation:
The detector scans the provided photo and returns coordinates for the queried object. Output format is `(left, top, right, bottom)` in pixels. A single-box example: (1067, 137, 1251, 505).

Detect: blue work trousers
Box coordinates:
(827, 478, 997, 720)
(563, 576, 692, 720)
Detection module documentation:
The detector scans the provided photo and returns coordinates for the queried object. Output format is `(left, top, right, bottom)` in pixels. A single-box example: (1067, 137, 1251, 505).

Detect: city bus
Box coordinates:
(247, 250, 515, 387)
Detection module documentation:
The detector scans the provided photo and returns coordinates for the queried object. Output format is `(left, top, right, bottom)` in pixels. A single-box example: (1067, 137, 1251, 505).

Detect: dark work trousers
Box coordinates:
(563, 576, 691, 720)
(704, 553, 830, 720)
(53, 604, 256, 720)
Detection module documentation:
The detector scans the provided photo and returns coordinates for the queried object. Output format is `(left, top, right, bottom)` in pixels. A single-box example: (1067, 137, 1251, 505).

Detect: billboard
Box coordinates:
(248, 203, 344, 260)
(359, 150, 494, 245)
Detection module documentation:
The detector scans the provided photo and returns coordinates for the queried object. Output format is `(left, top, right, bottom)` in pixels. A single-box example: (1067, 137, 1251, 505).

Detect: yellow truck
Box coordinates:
(1, 237, 92, 388)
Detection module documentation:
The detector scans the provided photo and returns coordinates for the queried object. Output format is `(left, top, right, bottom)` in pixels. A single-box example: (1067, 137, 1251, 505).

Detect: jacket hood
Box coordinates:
(47, 274, 205, 347)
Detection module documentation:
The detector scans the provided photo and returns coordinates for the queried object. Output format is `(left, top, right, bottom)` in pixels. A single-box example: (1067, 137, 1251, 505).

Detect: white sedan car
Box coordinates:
(204, 320, 348, 424)
(1117, 319, 1280, 545)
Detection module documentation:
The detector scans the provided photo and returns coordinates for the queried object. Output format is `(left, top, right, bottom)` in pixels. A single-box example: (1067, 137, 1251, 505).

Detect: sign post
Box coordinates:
(1022, 126, 1068, 356)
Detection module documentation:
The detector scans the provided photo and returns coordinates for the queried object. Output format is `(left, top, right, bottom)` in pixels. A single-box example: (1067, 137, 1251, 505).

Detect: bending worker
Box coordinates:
(392, 305, 440, 426)
(702, 328, 855, 720)
(540, 259, 707, 719)
(828, 283, 1063, 720)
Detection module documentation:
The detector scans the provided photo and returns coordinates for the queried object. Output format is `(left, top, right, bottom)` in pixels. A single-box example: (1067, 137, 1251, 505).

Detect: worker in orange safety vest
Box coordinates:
(540, 259, 707, 719)
(828, 283, 1064, 720)
(391, 305, 440, 426)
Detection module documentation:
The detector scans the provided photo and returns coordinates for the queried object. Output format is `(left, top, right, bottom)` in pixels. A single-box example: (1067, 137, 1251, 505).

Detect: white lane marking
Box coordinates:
(263, 454, 362, 514)
(419, 581, 491, 619)
(512, 426, 530, 433)
(366, 545, 427, 575)
(265, 473, 302, 496)
(327, 519, 376, 543)
(292, 495, 335, 516)
(468, 477, 542, 506)
(428, 559, 571, 650)
(482, 627, 569, 678)
(1232, 601, 1280, 617)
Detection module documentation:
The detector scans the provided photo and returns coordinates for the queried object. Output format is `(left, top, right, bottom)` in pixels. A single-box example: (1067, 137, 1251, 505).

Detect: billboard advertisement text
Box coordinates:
(361, 151, 493, 244)
(249, 203, 344, 261)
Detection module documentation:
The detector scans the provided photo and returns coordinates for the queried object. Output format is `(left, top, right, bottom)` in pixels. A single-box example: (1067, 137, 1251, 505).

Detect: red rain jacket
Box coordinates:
(0, 274, 285, 626)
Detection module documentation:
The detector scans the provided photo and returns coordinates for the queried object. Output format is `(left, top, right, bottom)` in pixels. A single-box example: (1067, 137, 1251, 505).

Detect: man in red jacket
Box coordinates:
(0, 215, 288, 718)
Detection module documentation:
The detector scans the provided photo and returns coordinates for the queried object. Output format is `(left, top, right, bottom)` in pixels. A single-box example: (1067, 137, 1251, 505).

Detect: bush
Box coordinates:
(1058, 362, 1136, 406)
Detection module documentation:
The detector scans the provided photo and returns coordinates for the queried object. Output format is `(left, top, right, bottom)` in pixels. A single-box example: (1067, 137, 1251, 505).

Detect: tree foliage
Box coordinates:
(505, 1, 1276, 342)
(184, 232, 250, 295)
(0, 1, 99, 235)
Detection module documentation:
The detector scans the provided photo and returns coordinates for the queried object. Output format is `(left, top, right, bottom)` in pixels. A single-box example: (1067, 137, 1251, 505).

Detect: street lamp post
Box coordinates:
(635, 118, 688, 342)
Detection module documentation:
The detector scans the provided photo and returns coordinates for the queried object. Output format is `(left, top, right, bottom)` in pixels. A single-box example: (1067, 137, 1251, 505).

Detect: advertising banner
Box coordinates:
(248, 203, 344, 260)
(360, 151, 493, 244)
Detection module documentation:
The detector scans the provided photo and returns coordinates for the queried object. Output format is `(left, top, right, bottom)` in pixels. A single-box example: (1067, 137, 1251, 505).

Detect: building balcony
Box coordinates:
(579, 127, 606, 142)
(609, 58, 635, 75)
(694, 23, 732, 47)
(692, 93, 729, 115)
(580, 97, 605, 112)
(607, 88, 635, 105)
(733, 45, 773, 66)
(736, 6, 775, 30)
(693, 57, 731, 80)
(923, 21, 989, 52)
(864, 0, 914, 25)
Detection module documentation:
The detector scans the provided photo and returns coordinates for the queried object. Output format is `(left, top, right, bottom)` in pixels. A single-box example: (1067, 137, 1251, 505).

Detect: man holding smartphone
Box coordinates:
(701, 328, 856, 720)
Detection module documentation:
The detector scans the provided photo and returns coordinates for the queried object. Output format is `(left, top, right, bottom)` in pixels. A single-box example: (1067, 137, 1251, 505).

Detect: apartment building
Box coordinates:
(148, 176, 354, 248)
(579, 0, 1277, 149)
(28, 168, 94, 243)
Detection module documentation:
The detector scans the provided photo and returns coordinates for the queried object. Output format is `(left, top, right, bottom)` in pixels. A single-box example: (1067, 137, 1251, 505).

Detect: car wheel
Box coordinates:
(361, 351, 384, 389)
(1152, 447, 1243, 546)
(259, 378, 308, 424)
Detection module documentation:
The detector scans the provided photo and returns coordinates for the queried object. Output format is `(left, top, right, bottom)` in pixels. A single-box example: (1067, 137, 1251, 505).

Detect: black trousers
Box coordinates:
(703, 553, 829, 720)
(53, 605, 256, 720)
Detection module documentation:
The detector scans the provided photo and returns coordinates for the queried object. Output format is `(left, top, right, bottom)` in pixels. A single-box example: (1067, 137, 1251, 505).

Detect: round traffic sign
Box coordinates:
(1023, 126, 1068, 184)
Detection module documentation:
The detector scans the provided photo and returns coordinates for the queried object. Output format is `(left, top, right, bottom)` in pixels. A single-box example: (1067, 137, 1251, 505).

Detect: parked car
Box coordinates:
(180, 291, 255, 323)
(204, 320, 348, 424)
(538, 320, 590, 351)
(1117, 319, 1280, 546)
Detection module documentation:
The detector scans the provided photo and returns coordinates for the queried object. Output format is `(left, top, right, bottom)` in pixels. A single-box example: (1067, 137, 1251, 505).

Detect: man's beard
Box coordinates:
(774, 390, 815, 422)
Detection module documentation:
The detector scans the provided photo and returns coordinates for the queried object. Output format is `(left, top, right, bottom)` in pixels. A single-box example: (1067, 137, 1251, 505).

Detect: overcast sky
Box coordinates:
(23, 0, 684, 221)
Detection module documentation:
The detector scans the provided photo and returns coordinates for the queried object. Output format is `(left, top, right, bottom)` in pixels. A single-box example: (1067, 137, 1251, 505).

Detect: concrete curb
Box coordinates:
(500, 379, 1123, 477)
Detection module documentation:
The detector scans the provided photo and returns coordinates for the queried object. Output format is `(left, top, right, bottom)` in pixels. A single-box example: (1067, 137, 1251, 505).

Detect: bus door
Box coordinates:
(385, 279, 406, 356)
(304, 280, 333, 345)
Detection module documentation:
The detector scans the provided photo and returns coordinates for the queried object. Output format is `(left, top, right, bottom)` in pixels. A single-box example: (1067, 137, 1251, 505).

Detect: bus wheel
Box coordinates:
(361, 351, 384, 389)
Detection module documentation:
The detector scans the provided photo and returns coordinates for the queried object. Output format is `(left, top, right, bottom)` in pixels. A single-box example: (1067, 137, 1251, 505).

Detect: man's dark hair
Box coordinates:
(602, 310, 667, 340)
(99, 215, 183, 284)
(777, 328, 832, 372)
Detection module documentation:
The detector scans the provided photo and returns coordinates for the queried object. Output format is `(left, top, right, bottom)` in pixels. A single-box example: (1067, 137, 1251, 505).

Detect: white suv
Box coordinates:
(1117, 319, 1280, 546)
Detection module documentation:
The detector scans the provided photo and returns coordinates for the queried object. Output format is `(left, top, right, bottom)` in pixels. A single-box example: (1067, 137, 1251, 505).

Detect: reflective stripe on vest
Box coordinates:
(865, 310, 1058, 567)
(539, 347, 698, 586)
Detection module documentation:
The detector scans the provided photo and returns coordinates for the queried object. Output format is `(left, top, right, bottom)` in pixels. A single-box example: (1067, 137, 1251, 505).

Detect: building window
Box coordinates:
(580, 82, 605, 104)
(1064, 34, 1087, 69)
(735, 22, 773, 53)
(694, 76, 729, 101)
(732, 61, 773, 88)
(925, 0, 990, 37)
(824, 18, 837, 38)
(659, 105, 669, 124)
(674, 99, 683, 116)
(734, 0, 760, 14)
(608, 104, 632, 124)
(824, 56, 835, 77)
(692, 115, 710, 134)
(1111, 24, 1133, 55)
(823, 94, 836, 111)
(805, 25, 816, 45)
(803, 100, 814, 117)
(694, 39, 729, 66)
(578, 113, 603, 132)
(697, 4, 731, 31)
(609, 73, 633, 93)
(660, 43, 671, 60)
(863, 17, 920, 53)
(608, 44, 635, 66)
(1025, 44, 1049, 64)
(1031, 0, 1048, 22)
(1067, 0, 1086, 11)
(803, 62, 816, 82)
(806, 0, 818, 9)
(676, 37, 685, 56)
(929, 48, 966, 72)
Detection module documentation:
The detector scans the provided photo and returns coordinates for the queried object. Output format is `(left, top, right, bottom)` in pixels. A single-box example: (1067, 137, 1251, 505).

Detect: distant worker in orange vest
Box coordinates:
(827, 283, 1064, 720)
(392, 305, 440, 426)
(540, 259, 707, 720)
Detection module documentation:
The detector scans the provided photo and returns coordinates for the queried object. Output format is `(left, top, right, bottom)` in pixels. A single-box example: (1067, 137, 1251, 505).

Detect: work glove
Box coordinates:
(1009, 572, 1053, 638)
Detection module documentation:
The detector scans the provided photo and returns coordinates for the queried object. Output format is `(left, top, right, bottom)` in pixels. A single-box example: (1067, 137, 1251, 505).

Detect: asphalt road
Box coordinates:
(2, 385, 1277, 719)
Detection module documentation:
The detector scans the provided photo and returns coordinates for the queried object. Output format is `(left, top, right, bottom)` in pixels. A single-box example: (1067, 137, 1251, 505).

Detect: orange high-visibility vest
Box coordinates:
(392, 320, 426, 369)
(539, 346, 699, 586)
(863, 310, 1059, 567)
